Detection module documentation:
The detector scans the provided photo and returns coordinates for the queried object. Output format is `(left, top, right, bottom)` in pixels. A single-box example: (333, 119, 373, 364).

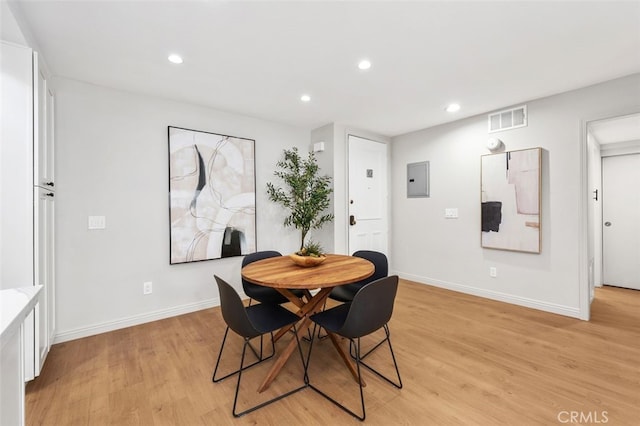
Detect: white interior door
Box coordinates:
(348, 135, 388, 255)
(602, 154, 640, 290)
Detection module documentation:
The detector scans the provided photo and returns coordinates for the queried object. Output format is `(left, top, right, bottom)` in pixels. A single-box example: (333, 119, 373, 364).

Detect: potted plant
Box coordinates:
(290, 240, 327, 267)
(266, 147, 334, 255)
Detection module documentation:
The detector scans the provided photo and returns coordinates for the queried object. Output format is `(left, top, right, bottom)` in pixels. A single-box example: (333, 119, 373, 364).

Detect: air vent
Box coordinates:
(488, 105, 527, 133)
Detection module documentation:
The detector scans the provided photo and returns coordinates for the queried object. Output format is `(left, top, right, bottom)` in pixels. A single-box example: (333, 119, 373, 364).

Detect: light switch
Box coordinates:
(445, 208, 459, 219)
(88, 215, 106, 230)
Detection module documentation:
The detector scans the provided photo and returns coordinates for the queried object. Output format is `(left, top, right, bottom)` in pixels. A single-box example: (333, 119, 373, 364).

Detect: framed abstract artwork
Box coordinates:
(481, 147, 541, 253)
(168, 126, 256, 264)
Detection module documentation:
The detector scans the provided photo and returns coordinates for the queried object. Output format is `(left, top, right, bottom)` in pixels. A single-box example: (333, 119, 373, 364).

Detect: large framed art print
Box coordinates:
(481, 147, 541, 253)
(168, 126, 256, 264)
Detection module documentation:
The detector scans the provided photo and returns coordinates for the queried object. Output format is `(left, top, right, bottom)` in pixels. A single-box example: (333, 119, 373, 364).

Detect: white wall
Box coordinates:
(309, 123, 335, 253)
(390, 73, 640, 319)
(53, 78, 309, 342)
(0, 42, 33, 290)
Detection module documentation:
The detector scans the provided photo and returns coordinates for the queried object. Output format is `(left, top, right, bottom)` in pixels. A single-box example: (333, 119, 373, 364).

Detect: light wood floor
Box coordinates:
(26, 280, 640, 425)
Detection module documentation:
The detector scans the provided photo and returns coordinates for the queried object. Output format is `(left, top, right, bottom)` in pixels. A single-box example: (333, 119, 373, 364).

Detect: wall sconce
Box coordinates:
(487, 137, 504, 152)
(313, 141, 325, 153)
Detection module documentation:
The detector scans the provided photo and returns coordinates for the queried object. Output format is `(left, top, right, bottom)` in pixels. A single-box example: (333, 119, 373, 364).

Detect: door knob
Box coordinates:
(604, 222, 612, 227)
(349, 215, 356, 226)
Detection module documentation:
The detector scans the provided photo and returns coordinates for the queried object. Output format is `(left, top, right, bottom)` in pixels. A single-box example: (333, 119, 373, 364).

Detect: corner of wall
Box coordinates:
(2, 2, 33, 47)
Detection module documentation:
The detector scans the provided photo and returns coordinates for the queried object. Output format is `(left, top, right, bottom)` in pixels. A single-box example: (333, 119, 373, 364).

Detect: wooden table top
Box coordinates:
(241, 254, 374, 289)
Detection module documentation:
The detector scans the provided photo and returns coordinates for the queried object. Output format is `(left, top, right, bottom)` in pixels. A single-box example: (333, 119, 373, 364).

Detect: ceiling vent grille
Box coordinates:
(488, 105, 527, 133)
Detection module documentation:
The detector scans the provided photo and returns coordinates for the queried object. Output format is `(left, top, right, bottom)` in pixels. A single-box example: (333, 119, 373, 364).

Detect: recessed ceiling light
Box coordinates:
(168, 54, 183, 64)
(445, 103, 461, 113)
(300, 94, 311, 102)
(358, 59, 372, 70)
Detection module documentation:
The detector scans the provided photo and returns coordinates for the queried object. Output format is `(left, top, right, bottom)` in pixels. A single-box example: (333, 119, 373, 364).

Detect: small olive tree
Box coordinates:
(266, 147, 334, 250)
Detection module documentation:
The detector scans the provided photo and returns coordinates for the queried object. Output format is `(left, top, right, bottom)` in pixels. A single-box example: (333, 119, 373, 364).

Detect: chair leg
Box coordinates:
(316, 326, 328, 339)
(212, 328, 276, 383)
(357, 325, 403, 389)
(316, 300, 328, 339)
(246, 334, 264, 360)
(306, 328, 366, 421)
(293, 326, 310, 384)
(308, 326, 402, 421)
(301, 326, 314, 342)
(303, 302, 328, 341)
(232, 327, 308, 417)
(303, 323, 318, 384)
(354, 338, 366, 420)
(349, 324, 390, 361)
(232, 338, 252, 416)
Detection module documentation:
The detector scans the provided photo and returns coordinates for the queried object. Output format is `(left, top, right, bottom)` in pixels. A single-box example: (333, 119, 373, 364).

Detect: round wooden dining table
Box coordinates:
(241, 253, 374, 393)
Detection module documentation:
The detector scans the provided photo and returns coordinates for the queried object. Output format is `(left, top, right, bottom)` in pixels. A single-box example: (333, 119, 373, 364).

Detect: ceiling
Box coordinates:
(10, 1, 640, 137)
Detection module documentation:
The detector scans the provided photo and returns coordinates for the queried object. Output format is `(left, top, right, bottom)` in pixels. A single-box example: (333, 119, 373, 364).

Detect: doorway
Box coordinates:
(586, 112, 640, 303)
(347, 135, 388, 255)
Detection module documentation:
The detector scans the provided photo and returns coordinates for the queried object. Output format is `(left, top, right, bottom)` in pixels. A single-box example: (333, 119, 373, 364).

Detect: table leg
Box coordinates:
(273, 323, 294, 343)
(272, 288, 306, 342)
(258, 315, 313, 393)
(273, 288, 328, 342)
(325, 332, 366, 387)
(257, 288, 331, 393)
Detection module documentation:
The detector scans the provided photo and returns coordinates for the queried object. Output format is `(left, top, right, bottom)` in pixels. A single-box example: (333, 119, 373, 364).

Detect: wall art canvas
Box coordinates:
(481, 147, 541, 253)
(168, 126, 256, 264)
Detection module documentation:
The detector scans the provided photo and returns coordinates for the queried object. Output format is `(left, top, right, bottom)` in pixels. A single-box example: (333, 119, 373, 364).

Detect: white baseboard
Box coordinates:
(394, 271, 581, 319)
(53, 297, 222, 344)
(53, 273, 583, 344)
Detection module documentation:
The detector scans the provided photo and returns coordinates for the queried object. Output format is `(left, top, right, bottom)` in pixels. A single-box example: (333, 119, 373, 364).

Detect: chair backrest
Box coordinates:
(215, 275, 260, 339)
(241, 251, 282, 296)
(352, 250, 388, 285)
(338, 275, 399, 339)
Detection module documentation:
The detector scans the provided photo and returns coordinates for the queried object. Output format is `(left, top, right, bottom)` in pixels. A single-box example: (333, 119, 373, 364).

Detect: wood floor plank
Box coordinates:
(26, 281, 640, 425)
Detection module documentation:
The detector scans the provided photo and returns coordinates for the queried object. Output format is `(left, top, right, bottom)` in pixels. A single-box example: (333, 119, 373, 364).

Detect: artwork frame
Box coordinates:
(168, 126, 256, 264)
(481, 147, 541, 253)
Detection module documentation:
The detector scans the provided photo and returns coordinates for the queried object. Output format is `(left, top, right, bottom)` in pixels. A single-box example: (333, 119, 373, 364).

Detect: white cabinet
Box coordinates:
(0, 41, 55, 380)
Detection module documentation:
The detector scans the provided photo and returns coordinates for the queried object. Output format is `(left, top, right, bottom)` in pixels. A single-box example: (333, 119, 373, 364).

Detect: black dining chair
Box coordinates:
(212, 275, 307, 417)
(328, 250, 388, 303)
(242, 251, 305, 305)
(325, 250, 388, 354)
(305, 275, 402, 421)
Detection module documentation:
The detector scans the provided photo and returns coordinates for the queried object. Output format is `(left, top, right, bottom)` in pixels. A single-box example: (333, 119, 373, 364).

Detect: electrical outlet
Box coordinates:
(489, 267, 497, 278)
(143, 281, 152, 295)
